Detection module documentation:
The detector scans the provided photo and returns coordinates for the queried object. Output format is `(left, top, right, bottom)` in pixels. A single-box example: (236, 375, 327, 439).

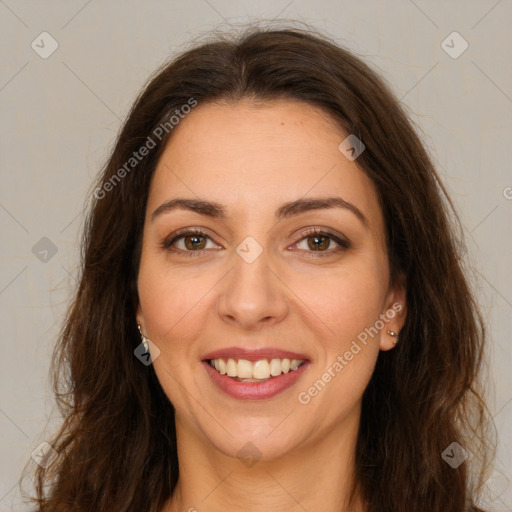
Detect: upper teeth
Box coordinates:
(209, 358, 305, 380)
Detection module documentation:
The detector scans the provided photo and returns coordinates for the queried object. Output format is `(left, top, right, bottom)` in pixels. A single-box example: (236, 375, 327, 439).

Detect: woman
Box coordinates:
(26, 26, 494, 511)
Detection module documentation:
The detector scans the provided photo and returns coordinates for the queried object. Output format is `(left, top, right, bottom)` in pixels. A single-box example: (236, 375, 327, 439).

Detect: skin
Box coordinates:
(136, 98, 407, 512)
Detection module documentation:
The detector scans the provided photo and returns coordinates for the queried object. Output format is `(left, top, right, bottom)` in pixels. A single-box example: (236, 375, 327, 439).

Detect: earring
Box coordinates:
(387, 330, 399, 344)
(137, 324, 150, 352)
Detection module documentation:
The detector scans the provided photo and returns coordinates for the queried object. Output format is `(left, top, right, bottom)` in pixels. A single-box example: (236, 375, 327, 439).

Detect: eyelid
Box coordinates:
(290, 227, 350, 254)
(162, 227, 220, 250)
(162, 226, 350, 255)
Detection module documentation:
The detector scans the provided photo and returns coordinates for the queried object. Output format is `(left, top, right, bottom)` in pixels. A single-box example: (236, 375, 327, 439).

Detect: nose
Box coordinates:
(217, 247, 289, 331)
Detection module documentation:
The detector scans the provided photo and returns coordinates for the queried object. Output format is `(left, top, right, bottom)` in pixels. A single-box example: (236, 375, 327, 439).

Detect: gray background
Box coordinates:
(0, 0, 511, 510)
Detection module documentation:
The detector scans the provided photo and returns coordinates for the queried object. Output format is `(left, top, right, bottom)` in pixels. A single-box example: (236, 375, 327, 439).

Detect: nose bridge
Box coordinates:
(217, 236, 288, 328)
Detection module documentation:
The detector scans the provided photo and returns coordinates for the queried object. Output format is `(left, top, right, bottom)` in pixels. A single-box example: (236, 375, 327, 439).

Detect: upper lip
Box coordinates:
(202, 347, 310, 362)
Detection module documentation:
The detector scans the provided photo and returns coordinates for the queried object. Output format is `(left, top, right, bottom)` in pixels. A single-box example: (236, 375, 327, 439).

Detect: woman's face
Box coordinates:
(136, 98, 406, 461)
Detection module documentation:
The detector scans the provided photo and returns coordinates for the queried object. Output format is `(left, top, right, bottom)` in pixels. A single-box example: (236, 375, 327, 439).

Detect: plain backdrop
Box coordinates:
(0, 1, 511, 510)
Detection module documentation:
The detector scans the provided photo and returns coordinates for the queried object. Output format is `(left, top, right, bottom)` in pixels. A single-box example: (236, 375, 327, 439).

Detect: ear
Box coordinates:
(379, 272, 407, 351)
(136, 303, 145, 334)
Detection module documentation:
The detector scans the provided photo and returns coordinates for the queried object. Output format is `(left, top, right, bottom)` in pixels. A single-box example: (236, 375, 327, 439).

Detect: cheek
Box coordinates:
(137, 262, 218, 407)
(290, 258, 388, 349)
(137, 260, 219, 350)
(292, 266, 385, 415)
(292, 266, 386, 407)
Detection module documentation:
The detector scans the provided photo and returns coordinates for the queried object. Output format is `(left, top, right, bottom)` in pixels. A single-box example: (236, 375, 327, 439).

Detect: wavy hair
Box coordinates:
(23, 24, 495, 512)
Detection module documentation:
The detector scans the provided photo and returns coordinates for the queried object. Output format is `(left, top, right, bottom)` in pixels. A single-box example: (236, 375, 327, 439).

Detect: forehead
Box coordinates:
(148, 99, 382, 232)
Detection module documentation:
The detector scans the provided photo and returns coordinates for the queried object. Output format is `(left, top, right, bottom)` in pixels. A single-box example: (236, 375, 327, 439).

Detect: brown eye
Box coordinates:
(294, 228, 350, 256)
(163, 229, 219, 255)
(305, 234, 330, 251)
(182, 234, 207, 250)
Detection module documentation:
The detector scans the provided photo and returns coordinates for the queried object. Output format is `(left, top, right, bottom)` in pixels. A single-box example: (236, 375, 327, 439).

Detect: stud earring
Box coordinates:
(137, 324, 150, 352)
(387, 330, 399, 344)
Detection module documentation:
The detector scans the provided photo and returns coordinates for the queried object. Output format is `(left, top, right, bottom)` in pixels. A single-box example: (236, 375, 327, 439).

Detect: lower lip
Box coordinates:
(202, 361, 310, 400)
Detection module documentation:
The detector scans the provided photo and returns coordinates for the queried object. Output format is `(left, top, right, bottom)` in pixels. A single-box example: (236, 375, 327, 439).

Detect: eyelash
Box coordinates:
(162, 227, 350, 258)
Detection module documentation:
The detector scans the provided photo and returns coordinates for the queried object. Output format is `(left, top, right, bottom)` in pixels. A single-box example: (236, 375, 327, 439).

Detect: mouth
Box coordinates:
(201, 348, 311, 400)
(206, 357, 307, 382)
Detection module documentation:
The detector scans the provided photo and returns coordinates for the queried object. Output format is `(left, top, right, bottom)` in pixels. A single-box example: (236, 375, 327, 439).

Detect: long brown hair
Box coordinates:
(23, 24, 495, 511)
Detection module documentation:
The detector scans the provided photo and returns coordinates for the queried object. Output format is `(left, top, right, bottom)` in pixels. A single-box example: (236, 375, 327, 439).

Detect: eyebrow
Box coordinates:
(151, 196, 369, 229)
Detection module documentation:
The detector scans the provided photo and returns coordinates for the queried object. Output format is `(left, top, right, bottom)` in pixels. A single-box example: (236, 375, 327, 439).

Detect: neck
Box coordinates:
(165, 404, 367, 512)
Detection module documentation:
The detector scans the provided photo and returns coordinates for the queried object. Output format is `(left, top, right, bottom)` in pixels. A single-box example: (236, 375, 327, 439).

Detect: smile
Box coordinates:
(201, 347, 311, 399)
(208, 357, 306, 381)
